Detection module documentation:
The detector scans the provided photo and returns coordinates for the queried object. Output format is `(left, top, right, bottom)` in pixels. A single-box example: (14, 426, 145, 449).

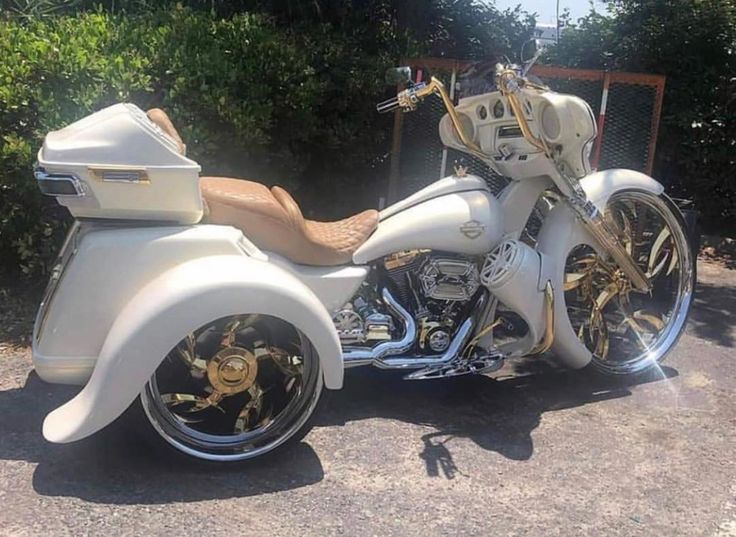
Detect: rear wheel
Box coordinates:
(563, 191, 695, 377)
(138, 314, 322, 462)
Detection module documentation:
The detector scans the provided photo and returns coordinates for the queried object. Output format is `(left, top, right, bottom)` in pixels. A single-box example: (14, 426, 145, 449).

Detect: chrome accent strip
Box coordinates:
(88, 166, 150, 184)
(33, 221, 82, 343)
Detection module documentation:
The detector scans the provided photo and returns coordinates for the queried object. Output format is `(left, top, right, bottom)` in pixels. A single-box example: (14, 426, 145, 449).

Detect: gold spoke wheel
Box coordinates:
(140, 314, 321, 462)
(563, 191, 694, 376)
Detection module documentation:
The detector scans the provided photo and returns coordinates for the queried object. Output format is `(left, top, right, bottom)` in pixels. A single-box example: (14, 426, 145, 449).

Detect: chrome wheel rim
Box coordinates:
(141, 315, 321, 461)
(564, 191, 694, 374)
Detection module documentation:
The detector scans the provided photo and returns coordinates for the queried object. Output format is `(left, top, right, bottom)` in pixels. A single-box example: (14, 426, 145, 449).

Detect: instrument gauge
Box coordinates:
(492, 100, 505, 118)
(477, 105, 488, 120)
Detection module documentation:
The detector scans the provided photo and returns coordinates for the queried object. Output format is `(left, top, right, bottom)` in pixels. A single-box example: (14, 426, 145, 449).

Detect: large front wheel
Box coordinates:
(138, 314, 322, 462)
(563, 190, 695, 377)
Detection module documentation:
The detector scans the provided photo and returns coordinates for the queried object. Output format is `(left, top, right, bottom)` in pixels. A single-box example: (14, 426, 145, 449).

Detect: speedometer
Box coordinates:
(492, 100, 505, 118)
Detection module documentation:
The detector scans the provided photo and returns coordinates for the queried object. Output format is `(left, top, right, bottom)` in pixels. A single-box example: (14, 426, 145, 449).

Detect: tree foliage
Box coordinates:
(0, 1, 534, 276)
(547, 0, 736, 232)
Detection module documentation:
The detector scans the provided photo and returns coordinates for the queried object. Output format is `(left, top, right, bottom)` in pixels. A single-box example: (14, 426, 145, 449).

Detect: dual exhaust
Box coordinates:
(342, 288, 480, 370)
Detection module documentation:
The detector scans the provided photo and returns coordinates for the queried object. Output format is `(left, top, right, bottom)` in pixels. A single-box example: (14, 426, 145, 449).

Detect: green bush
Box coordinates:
(0, 9, 393, 275)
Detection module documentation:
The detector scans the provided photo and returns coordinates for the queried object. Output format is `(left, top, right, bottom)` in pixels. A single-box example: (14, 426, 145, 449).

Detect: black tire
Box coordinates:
(121, 384, 326, 469)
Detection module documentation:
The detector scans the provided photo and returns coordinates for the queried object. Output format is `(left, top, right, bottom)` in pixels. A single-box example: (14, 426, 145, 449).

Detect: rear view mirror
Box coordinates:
(520, 39, 538, 63)
(385, 66, 412, 86)
(521, 39, 546, 75)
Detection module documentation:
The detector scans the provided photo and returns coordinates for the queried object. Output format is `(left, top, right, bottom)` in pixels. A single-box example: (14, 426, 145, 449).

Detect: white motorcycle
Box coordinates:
(31, 61, 694, 463)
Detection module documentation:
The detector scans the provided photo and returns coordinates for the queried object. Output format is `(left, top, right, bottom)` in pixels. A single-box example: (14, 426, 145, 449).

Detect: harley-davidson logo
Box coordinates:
(460, 220, 485, 239)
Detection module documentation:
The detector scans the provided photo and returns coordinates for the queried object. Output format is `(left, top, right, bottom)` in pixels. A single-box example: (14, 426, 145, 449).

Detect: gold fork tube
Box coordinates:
(415, 77, 487, 159)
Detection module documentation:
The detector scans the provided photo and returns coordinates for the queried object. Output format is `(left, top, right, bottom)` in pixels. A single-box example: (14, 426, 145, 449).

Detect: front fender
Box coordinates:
(43, 255, 342, 444)
(536, 169, 664, 369)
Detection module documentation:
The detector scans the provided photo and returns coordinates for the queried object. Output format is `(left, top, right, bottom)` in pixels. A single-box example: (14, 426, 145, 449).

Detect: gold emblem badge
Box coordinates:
(453, 164, 468, 177)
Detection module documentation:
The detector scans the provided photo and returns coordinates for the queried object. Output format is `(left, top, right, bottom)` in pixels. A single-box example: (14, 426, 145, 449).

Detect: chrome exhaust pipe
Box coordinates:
(375, 316, 474, 370)
(342, 288, 416, 368)
(342, 289, 484, 370)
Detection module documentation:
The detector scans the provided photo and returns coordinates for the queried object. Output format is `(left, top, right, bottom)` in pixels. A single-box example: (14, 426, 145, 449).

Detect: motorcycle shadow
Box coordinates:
(0, 372, 324, 504)
(315, 358, 679, 475)
(0, 359, 677, 503)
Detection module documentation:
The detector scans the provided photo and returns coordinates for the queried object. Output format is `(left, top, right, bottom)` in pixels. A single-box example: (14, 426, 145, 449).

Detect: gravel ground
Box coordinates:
(0, 259, 734, 536)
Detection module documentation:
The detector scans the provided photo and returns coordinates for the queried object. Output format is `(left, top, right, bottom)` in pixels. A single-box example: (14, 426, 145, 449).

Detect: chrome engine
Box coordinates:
(418, 257, 480, 301)
(332, 296, 394, 345)
(333, 250, 481, 355)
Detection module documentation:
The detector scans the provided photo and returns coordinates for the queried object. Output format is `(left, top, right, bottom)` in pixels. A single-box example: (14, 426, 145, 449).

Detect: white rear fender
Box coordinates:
(536, 169, 664, 369)
(42, 255, 342, 444)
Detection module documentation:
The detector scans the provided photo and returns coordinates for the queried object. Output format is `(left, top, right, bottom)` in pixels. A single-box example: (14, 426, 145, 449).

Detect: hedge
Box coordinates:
(0, 8, 397, 275)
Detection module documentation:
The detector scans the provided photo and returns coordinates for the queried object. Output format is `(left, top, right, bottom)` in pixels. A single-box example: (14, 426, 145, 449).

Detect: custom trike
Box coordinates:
(31, 61, 694, 462)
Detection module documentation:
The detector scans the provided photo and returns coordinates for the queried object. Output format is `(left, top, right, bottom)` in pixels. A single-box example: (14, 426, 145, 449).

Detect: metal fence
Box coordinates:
(387, 59, 666, 203)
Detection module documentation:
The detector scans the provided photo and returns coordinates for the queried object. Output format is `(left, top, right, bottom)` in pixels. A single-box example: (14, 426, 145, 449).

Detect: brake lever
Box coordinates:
(376, 82, 427, 114)
(376, 96, 400, 113)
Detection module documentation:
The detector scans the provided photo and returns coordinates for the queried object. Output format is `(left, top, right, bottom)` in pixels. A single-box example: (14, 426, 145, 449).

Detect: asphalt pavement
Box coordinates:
(0, 259, 734, 536)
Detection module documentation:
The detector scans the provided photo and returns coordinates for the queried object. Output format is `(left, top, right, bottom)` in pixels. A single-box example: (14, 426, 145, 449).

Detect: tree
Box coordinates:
(546, 0, 736, 231)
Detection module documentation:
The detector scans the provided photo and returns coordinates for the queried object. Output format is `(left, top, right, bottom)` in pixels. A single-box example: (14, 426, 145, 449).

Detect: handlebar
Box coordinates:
(376, 65, 549, 159)
(376, 95, 401, 114)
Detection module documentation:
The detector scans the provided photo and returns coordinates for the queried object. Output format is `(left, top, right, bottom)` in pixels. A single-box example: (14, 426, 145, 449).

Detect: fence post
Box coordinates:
(591, 71, 611, 171)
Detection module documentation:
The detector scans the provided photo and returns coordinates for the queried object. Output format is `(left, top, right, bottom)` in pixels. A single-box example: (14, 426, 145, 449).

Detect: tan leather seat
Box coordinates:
(201, 177, 379, 266)
(147, 108, 186, 154)
(143, 109, 376, 265)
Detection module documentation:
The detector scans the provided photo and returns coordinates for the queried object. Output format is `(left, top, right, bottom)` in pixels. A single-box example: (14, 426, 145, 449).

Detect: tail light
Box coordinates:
(34, 168, 86, 197)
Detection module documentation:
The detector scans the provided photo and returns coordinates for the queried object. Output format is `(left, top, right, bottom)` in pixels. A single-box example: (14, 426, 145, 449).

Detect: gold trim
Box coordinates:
(460, 316, 505, 360)
(88, 166, 150, 184)
(529, 280, 555, 355)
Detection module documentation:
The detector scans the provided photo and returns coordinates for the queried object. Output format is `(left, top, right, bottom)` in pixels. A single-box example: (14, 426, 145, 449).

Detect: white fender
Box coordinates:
(42, 255, 342, 444)
(536, 169, 664, 369)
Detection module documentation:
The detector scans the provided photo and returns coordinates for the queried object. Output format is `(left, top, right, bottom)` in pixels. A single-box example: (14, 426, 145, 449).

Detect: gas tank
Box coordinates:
(353, 175, 504, 264)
